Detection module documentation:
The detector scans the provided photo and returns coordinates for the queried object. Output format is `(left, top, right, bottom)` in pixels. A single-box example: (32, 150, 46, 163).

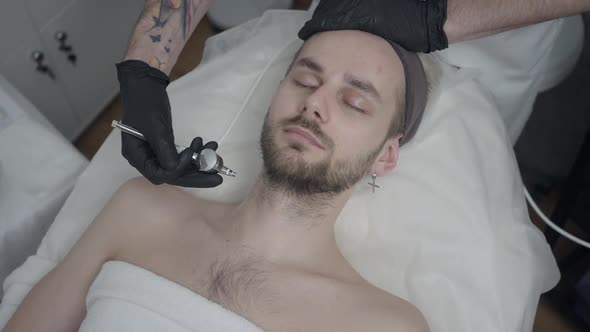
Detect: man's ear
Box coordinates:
(371, 135, 401, 176)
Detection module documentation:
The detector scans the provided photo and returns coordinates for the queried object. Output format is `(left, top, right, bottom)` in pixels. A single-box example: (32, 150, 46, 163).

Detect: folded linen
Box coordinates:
(80, 261, 263, 332)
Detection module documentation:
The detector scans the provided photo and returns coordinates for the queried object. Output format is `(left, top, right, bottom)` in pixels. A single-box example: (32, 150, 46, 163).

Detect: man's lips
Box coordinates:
(284, 126, 324, 149)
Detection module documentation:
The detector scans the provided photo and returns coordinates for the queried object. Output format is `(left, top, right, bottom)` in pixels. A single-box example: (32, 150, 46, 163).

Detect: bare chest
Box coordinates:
(116, 220, 375, 331)
(121, 246, 374, 331)
(119, 229, 292, 328)
(142, 255, 380, 331)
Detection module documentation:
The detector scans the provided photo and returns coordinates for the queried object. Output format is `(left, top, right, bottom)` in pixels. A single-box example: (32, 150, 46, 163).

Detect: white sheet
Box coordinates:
(0, 75, 87, 299)
(1, 9, 562, 332)
(80, 261, 263, 332)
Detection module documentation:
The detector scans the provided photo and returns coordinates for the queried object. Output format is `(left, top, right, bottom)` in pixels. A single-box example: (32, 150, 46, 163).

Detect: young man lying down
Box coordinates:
(4, 29, 430, 332)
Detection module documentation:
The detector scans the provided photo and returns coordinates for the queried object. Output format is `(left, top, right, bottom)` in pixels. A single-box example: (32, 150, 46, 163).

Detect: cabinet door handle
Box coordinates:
(31, 51, 56, 80)
(55, 31, 72, 51)
(55, 31, 77, 65)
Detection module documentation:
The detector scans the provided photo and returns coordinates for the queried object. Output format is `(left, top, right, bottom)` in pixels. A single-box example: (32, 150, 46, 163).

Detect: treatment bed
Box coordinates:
(0, 5, 584, 331)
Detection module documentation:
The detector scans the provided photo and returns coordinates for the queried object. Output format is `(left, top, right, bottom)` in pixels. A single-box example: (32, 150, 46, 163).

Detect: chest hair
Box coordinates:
(202, 252, 279, 315)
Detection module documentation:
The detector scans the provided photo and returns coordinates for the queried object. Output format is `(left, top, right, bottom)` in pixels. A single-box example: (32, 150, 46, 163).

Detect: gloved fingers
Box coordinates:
(141, 147, 194, 185)
(146, 125, 180, 172)
(126, 147, 167, 185)
(121, 134, 140, 161)
(168, 168, 223, 188)
(165, 147, 197, 181)
(121, 135, 162, 182)
(297, 0, 447, 53)
(142, 157, 172, 185)
(190, 137, 219, 153)
(188, 137, 219, 153)
(298, 0, 363, 39)
(189, 137, 204, 153)
(203, 141, 218, 151)
(122, 134, 191, 185)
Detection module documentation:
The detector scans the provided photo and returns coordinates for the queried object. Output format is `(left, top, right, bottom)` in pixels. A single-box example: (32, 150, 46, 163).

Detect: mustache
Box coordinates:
(280, 115, 334, 149)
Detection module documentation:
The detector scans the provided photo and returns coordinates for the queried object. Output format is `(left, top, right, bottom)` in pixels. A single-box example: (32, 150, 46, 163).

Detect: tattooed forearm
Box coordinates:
(123, 0, 211, 74)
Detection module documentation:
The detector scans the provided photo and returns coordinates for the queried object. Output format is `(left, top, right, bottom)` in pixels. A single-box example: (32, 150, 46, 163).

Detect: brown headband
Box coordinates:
(387, 41, 428, 145)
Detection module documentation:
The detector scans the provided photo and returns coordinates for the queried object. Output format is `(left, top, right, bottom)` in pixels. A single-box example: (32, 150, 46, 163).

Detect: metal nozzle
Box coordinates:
(195, 148, 237, 177)
(222, 167, 237, 177)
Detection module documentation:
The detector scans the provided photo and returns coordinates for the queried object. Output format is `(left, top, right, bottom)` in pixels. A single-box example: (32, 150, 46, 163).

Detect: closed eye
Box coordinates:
(293, 79, 315, 89)
(346, 102, 366, 114)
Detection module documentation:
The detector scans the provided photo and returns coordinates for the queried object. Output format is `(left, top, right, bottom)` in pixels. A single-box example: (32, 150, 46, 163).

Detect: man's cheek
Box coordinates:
(270, 91, 291, 112)
(279, 84, 304, 103)
(271, 104, 295, 123)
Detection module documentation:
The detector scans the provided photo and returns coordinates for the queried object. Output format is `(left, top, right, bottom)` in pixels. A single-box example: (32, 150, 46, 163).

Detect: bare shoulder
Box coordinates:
(114, 176, 227, 217)
(97, 177, 203, 252)
(113, 176, 196, 211)
(355, 283, 430, 332)
(105, 177, 232, 254)
(374, 299, 429, 332)
(114, 176, 232, 227)
(112, 177, 219, 223)
(305, 275, 429, 332)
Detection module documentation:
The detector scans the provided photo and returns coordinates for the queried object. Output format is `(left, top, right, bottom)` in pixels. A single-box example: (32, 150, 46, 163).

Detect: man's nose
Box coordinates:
(301, 86, 330, 122)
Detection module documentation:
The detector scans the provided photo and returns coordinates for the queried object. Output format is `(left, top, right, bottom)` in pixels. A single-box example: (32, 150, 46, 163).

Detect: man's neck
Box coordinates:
(224, 174, 355, 275)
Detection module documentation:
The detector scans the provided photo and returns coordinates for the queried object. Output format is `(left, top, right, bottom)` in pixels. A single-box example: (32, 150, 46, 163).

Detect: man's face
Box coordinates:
(260, 30, 405, 196)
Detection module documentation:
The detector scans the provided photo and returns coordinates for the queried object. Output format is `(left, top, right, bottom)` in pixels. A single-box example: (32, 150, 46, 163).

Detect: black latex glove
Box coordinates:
(116, 59, 223, 188)
(299, 0, 448, 53)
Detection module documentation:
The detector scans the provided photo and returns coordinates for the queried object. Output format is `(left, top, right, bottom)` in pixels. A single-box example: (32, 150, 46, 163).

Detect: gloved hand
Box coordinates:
(115, 59, 223, 188)
(299, 0, 448, 53)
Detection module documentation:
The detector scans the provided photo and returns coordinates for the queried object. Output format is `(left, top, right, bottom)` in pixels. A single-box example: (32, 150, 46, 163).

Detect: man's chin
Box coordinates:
(268, 148, 323, 174)
(280, 145, 325, 164)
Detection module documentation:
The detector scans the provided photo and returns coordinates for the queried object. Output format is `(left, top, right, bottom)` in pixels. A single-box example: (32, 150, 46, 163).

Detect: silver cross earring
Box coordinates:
(368, 173, 380, 193)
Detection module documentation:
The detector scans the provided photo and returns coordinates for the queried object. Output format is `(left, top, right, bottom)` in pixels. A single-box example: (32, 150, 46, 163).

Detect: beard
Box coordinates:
(259, 112, 384, 197)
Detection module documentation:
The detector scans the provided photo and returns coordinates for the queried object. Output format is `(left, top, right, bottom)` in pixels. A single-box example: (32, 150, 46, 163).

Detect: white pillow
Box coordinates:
(8, 9, 557, 332)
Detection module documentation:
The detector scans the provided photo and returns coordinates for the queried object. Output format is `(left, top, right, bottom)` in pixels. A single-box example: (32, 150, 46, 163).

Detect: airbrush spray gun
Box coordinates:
(111, 120, 236, 177)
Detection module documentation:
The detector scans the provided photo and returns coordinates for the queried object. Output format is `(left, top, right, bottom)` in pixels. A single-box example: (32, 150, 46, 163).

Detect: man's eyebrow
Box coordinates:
(344, 74, 383, 104)
(294, 56, 324, 73)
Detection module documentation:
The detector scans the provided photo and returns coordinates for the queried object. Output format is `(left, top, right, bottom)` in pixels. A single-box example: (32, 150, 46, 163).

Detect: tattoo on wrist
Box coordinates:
(148, 0, 202, 39)
(151, 15, 168, 29)
(148, 56, 166, 71)
(142, 0, 203, 63)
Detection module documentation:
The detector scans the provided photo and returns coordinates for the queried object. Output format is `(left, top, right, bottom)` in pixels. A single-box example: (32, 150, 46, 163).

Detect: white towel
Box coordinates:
(80, 261, 263, 332)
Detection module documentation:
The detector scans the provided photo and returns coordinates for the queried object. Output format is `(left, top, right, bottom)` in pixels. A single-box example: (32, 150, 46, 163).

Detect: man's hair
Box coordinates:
(286, 46, 408, 140)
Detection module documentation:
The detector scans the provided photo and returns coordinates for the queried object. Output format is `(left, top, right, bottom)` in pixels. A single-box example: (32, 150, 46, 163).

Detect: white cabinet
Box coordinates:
(0, 0, 144, 140)
(0, 1, 38, 55)
(0, 34, 79, 136)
